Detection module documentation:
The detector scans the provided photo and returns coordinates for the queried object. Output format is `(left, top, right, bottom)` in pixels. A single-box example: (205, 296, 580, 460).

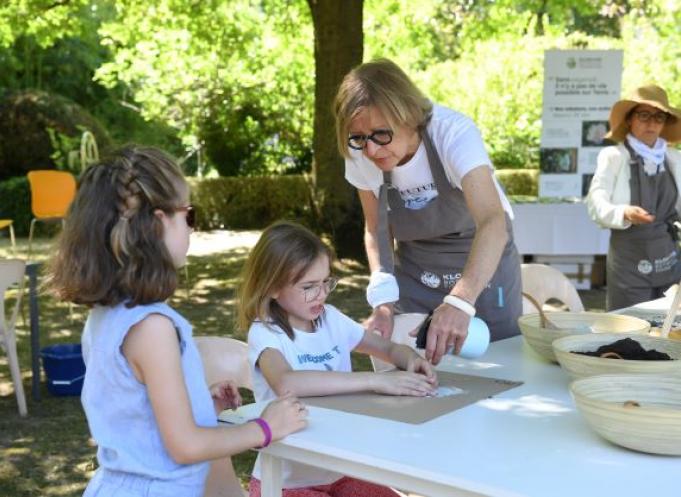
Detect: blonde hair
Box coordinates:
(47, 146, 187, 307)
(237, 221, 333, 339)
(334, 58, 432, 158)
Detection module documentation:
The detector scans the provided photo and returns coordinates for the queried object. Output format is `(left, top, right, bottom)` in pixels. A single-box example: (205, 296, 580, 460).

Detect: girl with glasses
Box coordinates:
(587, 85, 681, 310)
(238, 220, 437, 497)
(47, 146, 307, 497)
(334, 58, 523, 365)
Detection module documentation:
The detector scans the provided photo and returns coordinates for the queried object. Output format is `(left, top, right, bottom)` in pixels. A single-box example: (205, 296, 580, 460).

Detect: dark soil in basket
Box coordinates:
(574, 337, 673, 360)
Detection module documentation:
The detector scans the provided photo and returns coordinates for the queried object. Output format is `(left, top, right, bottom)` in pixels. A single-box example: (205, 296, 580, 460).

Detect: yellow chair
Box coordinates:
(195, 336, 250, 497)
(0, 259, 27, 417)
(0, 219, 16, 254)
(27, 170, 77, 261)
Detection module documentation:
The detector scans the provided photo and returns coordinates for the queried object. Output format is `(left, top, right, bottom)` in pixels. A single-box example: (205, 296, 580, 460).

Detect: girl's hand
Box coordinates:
(210, 380, 242, 412)
(363, 303, 394, 338)
(260, 393, 308, 442)
(406, 356, 438, 388)
(372, 371, 438, 397)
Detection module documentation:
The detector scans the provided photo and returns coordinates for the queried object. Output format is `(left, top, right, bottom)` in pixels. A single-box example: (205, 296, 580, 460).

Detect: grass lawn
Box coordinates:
(0, 232, 606, 496)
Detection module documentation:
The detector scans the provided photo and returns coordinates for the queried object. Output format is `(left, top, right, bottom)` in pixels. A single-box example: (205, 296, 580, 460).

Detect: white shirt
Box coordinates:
(344, 103, 513, 217)
(248, 304, 365, 488)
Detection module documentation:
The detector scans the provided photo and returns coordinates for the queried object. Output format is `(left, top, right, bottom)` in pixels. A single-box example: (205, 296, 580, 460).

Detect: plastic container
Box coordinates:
(40, 343, 85, 396)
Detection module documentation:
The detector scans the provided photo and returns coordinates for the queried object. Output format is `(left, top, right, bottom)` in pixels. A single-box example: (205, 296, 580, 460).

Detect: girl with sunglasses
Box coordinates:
(587, 85, 681, 310)
(334, 58, 522, 365)
(237, 220, 437, 497)
(47, 146, 307, 497)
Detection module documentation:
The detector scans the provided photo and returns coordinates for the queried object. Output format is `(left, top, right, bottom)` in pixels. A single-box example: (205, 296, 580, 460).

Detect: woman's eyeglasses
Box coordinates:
(632, 111, 669, 124)
(301, 277, 338, 303)
(172, 205, 196, 229)
(348, 130, 393, 150)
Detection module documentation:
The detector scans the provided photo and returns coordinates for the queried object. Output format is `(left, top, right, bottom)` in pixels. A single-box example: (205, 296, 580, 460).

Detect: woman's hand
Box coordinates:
(209, 380, 242, 412)
(406, 356, 438, 387)
(624, 205, 655, 225)
(371, 371, 438, 397)
(260, 393, 308, 442)
(425, 303, 471, 365)
(363, 303, 395, 338)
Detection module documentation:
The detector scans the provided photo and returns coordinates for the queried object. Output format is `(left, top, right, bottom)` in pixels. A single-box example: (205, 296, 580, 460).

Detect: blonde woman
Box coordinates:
(334, 58, 522, 365)
(587, 84, 681, 310)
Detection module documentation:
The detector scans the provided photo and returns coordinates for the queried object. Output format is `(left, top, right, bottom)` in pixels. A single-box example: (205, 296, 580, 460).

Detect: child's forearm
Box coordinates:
(273, 370, 378, 397)
(387, 343, 420, 370)
(165, 420, 269, 464)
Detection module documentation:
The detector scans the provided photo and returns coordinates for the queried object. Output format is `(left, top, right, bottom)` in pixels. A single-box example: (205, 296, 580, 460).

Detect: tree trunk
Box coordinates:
(307, 0, 364, 260)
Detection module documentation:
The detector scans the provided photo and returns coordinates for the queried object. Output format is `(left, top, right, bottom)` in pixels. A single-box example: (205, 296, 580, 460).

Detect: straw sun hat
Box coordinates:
(605, 84, 681, 143)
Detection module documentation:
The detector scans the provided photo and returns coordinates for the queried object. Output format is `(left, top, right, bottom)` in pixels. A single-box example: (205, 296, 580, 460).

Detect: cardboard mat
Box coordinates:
(302, 371, 523, 424)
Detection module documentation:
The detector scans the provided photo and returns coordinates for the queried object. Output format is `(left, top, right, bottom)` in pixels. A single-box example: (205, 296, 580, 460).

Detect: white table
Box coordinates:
(225, 337, 681, 497)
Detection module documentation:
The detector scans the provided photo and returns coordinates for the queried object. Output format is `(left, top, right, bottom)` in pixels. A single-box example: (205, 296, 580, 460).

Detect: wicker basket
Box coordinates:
(518, 312, 650, 362)
(553, 333, 681, 379)
(570, 374, 681, 455)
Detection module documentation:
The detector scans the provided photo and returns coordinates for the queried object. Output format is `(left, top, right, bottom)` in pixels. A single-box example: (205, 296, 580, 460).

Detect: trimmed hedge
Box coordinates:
(495, 168, 538, 196)
(0, 170, 537, 238)
(188, 175, 314, 230)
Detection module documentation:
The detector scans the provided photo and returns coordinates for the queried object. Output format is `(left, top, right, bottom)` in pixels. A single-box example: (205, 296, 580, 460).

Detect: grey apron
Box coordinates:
(377, 130, 522, 341)
(606, 143, 681, 311)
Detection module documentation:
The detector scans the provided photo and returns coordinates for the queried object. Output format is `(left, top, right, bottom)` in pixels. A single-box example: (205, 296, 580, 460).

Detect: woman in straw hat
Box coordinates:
(334, 58, 522, 364)
(587, 84, 681, 310)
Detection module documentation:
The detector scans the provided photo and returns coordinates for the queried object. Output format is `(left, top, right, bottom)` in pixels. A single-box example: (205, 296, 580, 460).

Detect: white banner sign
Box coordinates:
(539, 50, 623, 198)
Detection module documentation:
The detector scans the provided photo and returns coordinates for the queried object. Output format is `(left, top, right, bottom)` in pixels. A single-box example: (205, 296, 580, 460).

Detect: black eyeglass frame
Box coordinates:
(631, 110, 670, 124)
(348, 129, 394, 150)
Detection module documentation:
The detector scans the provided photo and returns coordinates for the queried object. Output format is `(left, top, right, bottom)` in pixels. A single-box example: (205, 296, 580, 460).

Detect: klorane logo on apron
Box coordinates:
(637, 259, 653, 275)
(420, 271, 441, 288)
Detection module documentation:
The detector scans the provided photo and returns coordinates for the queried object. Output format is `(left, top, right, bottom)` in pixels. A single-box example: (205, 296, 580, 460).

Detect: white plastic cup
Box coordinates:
(458, 317, 490, 359)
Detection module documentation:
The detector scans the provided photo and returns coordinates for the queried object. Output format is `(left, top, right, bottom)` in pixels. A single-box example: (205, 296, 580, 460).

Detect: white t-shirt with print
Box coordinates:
(344, 103, 513, 217)
(248, 304, 365, 488)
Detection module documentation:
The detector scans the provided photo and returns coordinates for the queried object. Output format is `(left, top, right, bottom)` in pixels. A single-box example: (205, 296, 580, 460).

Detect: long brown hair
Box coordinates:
(334, 58, 432, 158)
(237, 221, 333, 339)
(47, 146, 187, 307)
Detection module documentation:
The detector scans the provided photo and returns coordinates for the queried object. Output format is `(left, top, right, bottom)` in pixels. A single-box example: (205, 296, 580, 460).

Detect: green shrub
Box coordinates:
(0, 176, 31, 236)
(188, 175, 314, 230)
(495, 169, 538, 196)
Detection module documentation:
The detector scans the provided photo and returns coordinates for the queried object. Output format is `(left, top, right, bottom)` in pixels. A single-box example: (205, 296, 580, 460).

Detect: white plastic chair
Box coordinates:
(370, 313, 428, 373)
(520, 263, 584, 314)
(195, 336, 251, 497)
(0, 259, 27, 416)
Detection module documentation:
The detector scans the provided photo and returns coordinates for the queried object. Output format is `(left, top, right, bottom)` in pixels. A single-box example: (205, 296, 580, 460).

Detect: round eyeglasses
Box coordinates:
(301, 277, 338, 303)
(632, 111, 669, 124)
(348, 129, 393, 150)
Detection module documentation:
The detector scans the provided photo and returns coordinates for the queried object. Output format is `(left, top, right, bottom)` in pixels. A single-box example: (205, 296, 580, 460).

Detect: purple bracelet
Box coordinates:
(250, 417, 272, 448)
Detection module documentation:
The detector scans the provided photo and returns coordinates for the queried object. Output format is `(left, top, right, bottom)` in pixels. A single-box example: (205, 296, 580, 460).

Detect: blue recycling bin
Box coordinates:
(40, 343, 85, 396)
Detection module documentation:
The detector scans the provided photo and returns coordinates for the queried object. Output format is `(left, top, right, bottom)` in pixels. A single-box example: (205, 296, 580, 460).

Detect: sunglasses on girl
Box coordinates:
(171, 205, 195, 228)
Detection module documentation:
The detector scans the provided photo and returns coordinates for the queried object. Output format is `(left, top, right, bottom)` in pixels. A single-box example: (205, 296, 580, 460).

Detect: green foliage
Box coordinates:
(0, 176, 31, 235)
(0, 89, 112, 180)
(188, 175, 314, 230)
(96, 0, 314, 176)
(495, 168, 539, 196)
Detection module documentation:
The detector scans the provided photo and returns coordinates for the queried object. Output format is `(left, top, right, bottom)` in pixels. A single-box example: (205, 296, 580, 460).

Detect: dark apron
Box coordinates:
(606, 143, 681, 310)
(377, 130, 522, 341)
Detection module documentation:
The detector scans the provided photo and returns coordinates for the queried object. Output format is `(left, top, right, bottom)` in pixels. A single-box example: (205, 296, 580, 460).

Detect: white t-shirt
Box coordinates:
(344, 103, 513, 217)
(247, 304, 365, 488)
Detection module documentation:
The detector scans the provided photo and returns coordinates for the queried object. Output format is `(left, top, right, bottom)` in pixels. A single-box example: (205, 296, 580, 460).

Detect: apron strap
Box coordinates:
(377, 179, 395, 273)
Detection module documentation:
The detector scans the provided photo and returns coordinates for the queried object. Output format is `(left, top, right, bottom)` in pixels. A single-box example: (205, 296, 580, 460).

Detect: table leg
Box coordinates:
(28, 264, 41, 401)
(260, 452, 283, 497)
